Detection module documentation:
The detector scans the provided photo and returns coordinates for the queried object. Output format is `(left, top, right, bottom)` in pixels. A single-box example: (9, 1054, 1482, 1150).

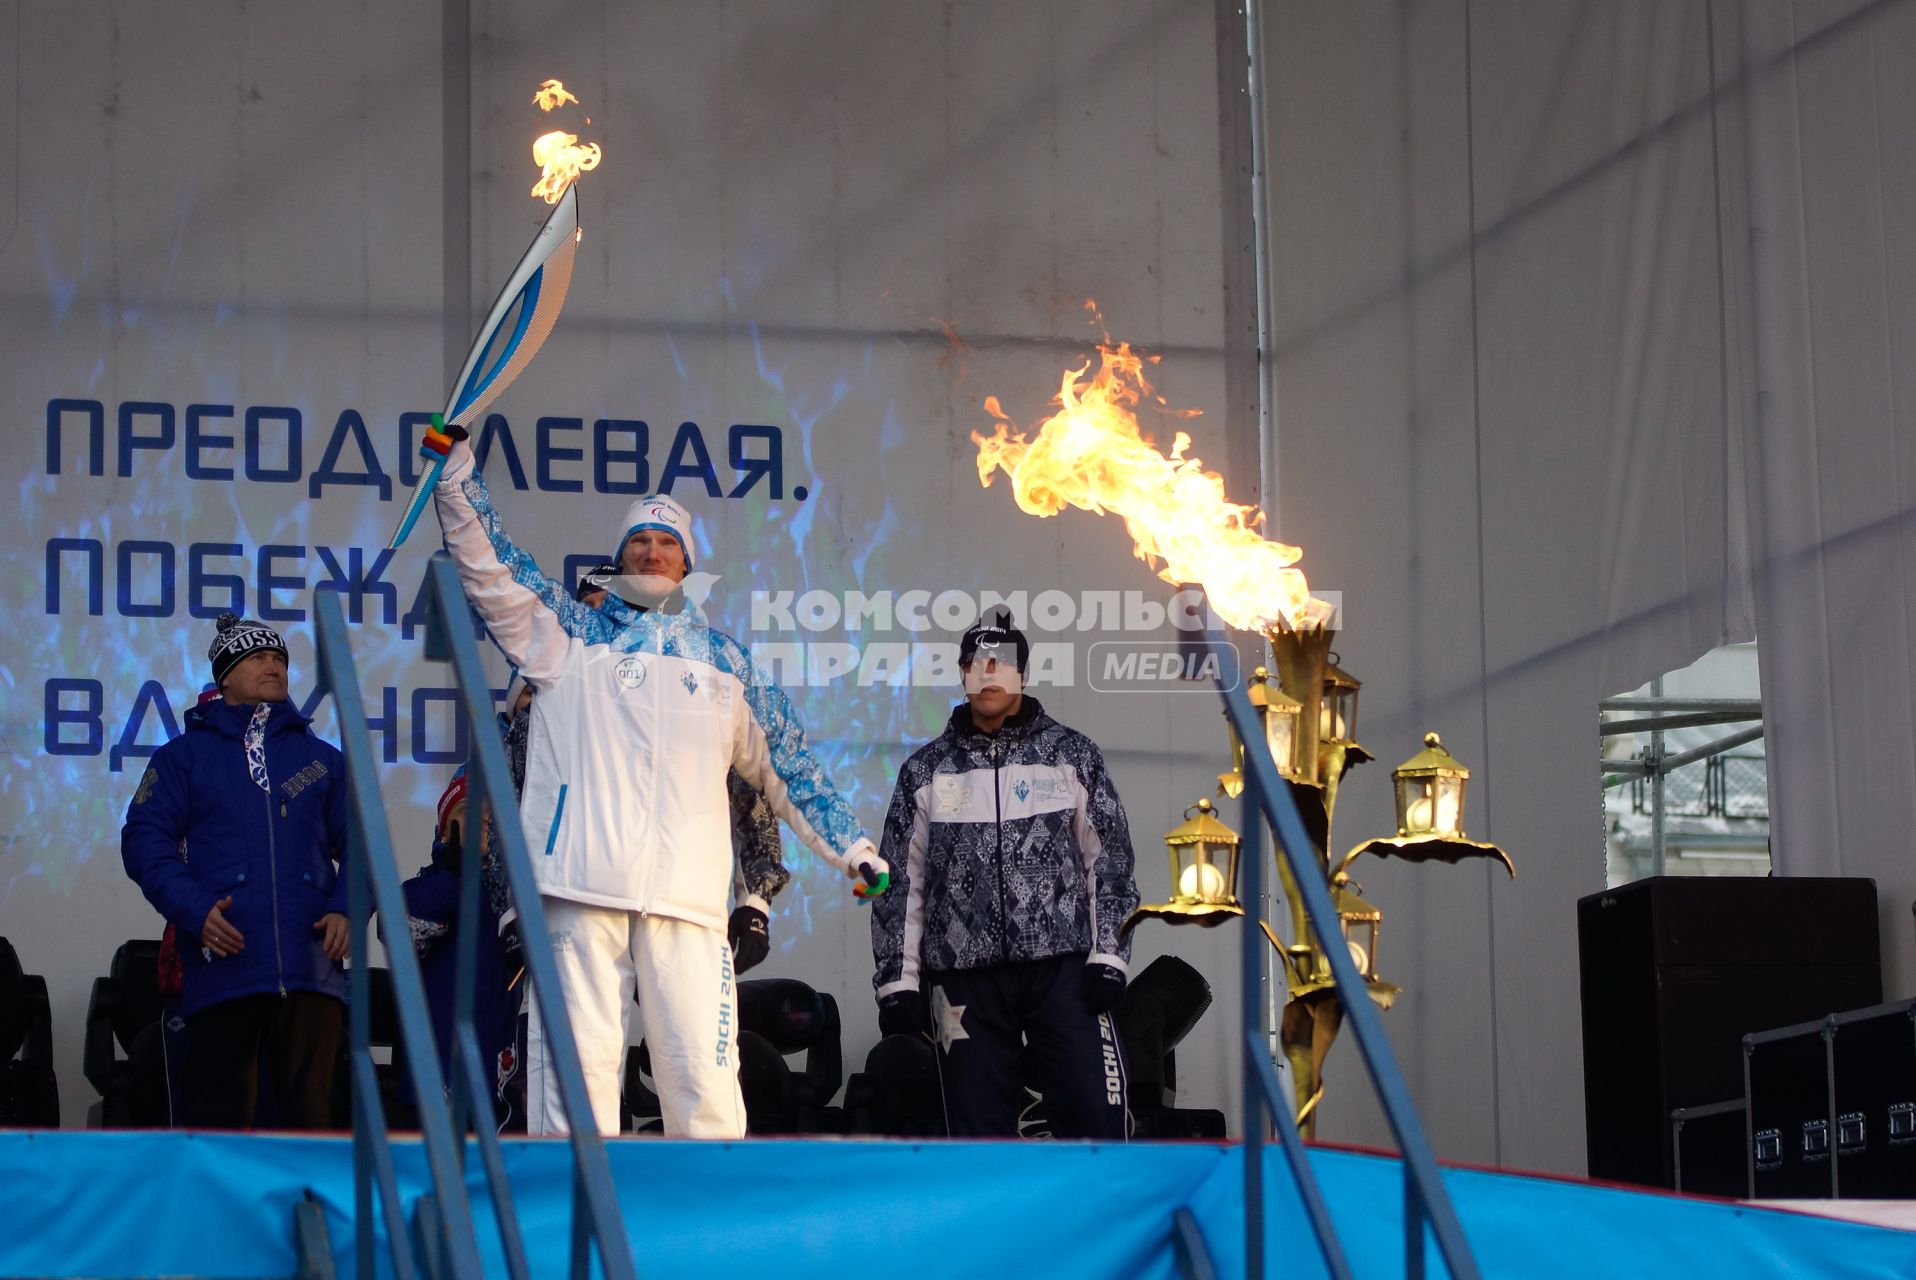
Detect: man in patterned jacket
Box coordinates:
(432, 437, 884, 1138)
(871, 608, 1139, 1138)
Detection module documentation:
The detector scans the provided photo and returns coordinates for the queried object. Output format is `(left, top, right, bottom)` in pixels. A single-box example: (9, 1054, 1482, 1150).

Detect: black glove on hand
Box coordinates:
(435, 819, 464, 875)
(499, 919, 526, 991)
(728, 905, 770, 974)
(1081, 962, 1126, 1015)
(877, 989, 927, 1039)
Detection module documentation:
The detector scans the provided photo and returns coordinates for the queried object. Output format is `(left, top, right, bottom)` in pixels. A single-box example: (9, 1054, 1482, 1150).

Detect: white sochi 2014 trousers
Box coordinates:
(525, 897, 745, 1138)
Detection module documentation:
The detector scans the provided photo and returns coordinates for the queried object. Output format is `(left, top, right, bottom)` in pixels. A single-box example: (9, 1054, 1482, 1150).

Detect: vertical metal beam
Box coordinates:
(1242, 0, 1280, 533)
(1215, 0, 1263, 511)
(1219, 6, 1282, 1267)
(1650, 677, 1667, 876)
(442, 0, 472, 389)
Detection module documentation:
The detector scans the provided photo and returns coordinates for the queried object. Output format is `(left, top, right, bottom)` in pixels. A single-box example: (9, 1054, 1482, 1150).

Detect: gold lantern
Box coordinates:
(1120, 798, 1244, 938)
(1251, 666, 1305, 780)
(1320, 651, 1362, 744)
(1331, 879, 1383, 984)
(1340, 732, 1516, 879)
(1274, 875, 1401, 1130)
(1218, 666, 1306, 797)
(1394, 732, 1469, 838)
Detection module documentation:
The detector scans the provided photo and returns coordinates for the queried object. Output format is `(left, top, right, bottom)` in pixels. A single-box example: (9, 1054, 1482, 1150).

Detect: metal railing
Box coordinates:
(313, 555, 636, 1279)
(1600, 695, 1765, 876)
(1208, 634, 1481, 1280)
(1625, 753, 1768, 820)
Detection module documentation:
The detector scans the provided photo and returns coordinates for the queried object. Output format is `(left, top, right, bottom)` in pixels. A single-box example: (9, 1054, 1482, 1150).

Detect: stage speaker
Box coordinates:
(1745, 1018, 1834, 1199)
(1578, 875, 1880, 1189)
(1828, 999, 1916, 1199)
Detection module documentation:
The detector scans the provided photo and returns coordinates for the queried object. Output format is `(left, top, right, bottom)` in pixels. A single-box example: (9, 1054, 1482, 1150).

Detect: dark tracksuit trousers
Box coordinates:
(929, 954, 1128, 1139)
(183, 991, 342, 1129)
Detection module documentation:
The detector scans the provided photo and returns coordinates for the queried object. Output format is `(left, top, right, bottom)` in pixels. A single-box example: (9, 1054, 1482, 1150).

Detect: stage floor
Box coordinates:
(3, 1131, 1914, 1278)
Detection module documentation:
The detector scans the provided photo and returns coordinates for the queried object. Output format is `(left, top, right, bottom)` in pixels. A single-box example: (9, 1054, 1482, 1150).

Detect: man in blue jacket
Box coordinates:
(121, 614, 351, 1129)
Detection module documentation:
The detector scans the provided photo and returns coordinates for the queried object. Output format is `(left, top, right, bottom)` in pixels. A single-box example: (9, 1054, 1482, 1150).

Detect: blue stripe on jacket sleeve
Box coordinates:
(698, 625, 864, 855)
(461, 469, 616, 645)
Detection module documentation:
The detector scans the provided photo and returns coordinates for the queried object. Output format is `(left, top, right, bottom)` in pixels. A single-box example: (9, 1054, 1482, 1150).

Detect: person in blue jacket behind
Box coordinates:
(391, 764, 520, 1126)
(121, 614, 351, 1129)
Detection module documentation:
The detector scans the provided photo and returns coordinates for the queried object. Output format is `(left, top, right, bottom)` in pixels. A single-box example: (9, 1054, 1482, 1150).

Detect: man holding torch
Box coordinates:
(431, 446, 886, 1138)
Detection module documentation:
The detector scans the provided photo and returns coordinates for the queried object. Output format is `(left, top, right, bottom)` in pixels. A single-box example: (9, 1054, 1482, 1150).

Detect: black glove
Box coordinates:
(1081, 962, 1126, 1015)
(499, 918, 525, 991)
(877, 989, 927, 1039)
(434, 819, 464, 875)
(728, 905, 770, 974)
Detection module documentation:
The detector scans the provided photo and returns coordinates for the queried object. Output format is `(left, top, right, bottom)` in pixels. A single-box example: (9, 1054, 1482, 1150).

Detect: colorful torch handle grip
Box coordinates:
(387, 415, 462, 550)
(853, 870, 891, 901)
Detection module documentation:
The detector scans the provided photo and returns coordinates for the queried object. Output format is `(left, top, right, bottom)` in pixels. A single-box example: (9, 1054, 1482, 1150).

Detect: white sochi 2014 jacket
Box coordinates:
(433, 446, 879, 931)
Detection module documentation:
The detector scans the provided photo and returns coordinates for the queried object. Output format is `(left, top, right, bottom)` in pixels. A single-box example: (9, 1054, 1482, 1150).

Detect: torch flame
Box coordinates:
(531, 130, 602, 203)
(533, 79, 579, 111)
(973, 326, 1321, 633)
(529, 79, 602, 203)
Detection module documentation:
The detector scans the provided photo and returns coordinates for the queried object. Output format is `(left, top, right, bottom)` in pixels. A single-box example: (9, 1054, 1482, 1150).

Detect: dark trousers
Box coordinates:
(183, 991, 343, 1130)
(929, 956, 1128, 1140)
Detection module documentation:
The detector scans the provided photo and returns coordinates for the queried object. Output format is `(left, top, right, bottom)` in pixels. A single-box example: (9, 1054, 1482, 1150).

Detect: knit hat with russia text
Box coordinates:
(209, 613, 286, 687)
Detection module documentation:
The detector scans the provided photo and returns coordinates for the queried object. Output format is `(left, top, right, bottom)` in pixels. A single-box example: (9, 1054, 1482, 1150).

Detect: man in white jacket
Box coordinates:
(433, 441, 885, 1138)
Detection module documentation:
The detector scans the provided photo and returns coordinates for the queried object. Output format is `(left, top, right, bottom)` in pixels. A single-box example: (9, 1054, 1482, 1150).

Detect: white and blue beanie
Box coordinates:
(616, 494, 696, 570)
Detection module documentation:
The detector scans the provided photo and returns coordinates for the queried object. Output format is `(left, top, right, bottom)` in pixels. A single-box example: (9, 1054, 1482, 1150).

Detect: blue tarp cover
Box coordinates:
(2, 1131, 1913, 1278)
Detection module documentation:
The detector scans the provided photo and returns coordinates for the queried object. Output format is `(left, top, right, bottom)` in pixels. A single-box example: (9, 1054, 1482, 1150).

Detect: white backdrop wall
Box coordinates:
(1262, 0, 1916, 1173)
(0, 0, 1256, 1134)
(5, 0, 1912, 1181)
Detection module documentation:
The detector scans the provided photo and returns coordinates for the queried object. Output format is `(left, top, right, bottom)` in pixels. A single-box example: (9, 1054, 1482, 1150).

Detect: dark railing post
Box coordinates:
(1240, 741, 1266, 1280)
(421, 556, 637, 1280)
(1211, 633, 1352, 1280)
(349, 798, 374, 1280)
(449, 771, 483, 1148)
(1406, 1164, 1426, 1280)
(316, 593, 487, 1280)
(319, 566, 639, 1280)
(1213, 625, 1480, 1280)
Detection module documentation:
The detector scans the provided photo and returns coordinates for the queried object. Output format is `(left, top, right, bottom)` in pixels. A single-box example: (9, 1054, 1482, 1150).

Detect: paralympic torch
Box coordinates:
(388, 183, 583, 549)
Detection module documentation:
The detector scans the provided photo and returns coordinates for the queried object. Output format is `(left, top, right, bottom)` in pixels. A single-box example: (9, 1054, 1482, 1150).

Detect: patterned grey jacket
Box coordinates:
(871, 698, 1138, 995)
(729, 768, 789, 908)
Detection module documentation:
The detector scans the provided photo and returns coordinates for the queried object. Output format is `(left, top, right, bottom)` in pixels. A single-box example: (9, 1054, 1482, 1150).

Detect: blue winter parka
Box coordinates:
(121, 698, 351, 1016)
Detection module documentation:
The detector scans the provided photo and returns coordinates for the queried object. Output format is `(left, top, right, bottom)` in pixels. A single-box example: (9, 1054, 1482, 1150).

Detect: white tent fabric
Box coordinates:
(2, 0, 1911, 1177)
(1262, 0, 1916, 1169)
